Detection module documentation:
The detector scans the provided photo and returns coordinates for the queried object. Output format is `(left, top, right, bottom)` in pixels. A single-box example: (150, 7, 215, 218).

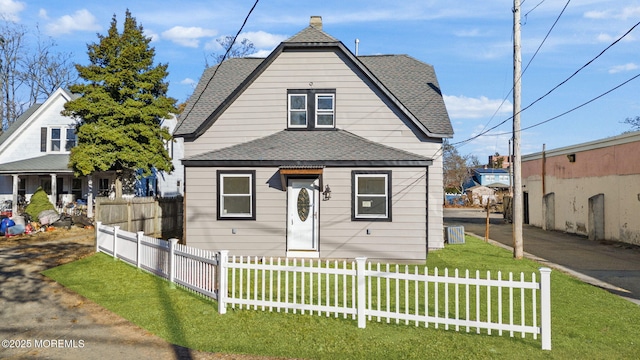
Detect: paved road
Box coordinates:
(444, 208, 640, 303)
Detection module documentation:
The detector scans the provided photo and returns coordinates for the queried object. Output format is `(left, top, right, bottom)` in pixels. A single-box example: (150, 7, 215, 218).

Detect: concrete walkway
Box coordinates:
(444, 208, 640, 305)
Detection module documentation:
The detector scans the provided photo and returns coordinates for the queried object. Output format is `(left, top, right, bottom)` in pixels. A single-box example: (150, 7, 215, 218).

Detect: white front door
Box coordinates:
(287, 178, 319, 251)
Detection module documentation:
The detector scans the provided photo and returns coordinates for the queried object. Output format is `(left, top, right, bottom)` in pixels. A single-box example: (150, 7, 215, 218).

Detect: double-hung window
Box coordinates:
(287, 89, 335, 129)
(65, 128, 77, 150)
(50, 128, 62, 151)
(41, 126, 77, 152)
(288, 94, 308, 128)
(352, 171, 392, 221)
(315, 94, 335, 128)
(218, 170, 256, 220)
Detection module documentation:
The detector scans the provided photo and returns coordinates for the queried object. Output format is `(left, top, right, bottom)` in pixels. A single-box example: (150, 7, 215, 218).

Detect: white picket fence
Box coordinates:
(95, 222, 552, 350)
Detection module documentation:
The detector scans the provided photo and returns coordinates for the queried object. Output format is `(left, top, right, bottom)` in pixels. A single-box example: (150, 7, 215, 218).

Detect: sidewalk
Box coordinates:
(444, 208, 640, 305)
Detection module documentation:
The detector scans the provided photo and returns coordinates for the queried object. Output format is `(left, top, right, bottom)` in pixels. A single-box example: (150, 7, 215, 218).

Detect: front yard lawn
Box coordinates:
(43, 235, 640, 359)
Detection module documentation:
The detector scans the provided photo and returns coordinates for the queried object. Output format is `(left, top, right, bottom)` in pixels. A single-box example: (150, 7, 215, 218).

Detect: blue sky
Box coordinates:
(2, 0, 639, 162)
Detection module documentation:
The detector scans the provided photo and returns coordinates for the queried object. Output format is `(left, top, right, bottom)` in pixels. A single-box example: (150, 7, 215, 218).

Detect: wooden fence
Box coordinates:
(94, 196, 183, 238)
(95, 222, 552, 350)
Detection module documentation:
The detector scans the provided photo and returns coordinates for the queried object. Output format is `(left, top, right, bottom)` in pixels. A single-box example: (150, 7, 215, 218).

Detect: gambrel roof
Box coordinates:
(175, 23, 453, 139)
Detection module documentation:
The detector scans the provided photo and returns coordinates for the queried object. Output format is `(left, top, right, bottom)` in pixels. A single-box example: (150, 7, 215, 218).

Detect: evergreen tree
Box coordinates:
(62, 10, 177, 197)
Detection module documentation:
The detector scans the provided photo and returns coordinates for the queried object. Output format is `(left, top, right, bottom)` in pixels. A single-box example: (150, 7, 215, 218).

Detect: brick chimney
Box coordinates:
(310, 16, 322, 30)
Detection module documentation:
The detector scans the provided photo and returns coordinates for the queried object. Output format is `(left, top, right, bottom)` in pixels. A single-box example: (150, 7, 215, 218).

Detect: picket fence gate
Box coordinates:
(95, 222, 552, 350)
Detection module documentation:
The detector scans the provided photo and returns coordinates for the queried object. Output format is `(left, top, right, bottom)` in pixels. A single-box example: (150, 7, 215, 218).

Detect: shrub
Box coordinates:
(25, 187, 56, 220)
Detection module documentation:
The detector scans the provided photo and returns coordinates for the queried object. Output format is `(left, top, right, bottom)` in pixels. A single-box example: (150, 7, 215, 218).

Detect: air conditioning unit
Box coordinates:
(445, 226, 465, 244)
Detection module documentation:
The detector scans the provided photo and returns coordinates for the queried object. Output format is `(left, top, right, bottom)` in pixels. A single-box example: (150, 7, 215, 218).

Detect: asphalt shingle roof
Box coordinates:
(183, 129, 431, 166)
(0, 154, 72, 174)
(174, 24, 453, 138)
(358, 55, 453, 136)
(284, 24, 339, 43)
(176, 58, 263, 136)
(0, 104, 42, 146)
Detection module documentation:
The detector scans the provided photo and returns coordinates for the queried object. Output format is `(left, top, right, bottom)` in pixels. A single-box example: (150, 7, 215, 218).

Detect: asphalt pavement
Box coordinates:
(444, 207, 640, 305)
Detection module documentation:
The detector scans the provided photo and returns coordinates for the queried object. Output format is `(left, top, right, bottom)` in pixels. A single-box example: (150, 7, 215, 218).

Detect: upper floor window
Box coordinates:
(288, 94, 307, 128)
(51, 128, 62, 151)
(287, 89, 335, 129)
(41, 126, 77, 153)
(316, 94, 335, 128)
(66, 128, 77, 150)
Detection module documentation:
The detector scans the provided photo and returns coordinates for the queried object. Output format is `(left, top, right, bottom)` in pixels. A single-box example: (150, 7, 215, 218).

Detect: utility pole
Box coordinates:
(512, 0, 524, 259)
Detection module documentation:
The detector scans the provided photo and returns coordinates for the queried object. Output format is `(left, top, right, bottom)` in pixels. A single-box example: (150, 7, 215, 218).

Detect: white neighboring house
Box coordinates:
(0, 87, 183, 216)
(154, 115, 184, 197)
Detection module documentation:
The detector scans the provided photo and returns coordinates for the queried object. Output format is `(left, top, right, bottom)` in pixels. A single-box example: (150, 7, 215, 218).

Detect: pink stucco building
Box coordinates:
(521, 131, 640, 245)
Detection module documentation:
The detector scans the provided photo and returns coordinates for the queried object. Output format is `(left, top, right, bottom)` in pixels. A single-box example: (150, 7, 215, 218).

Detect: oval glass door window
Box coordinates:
(297, 188, 310, 221)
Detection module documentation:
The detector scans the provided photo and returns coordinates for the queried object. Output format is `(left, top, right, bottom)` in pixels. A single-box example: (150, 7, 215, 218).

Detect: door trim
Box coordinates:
(286, 177, 319, 255)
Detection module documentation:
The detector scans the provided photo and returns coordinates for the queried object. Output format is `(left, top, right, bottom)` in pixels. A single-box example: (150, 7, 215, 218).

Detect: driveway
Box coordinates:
(444, 207, 640, 303)
(0, 230, 273, 360)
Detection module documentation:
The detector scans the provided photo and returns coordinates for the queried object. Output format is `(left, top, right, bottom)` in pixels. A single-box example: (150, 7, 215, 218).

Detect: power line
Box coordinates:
(467, 0, 569, 144)
(492, 72, 640, 136)
(524, 0, 547, 19)
(522, 0, 569, 75)
(451, 19, 640, 147)
(180, 0, 260, 124)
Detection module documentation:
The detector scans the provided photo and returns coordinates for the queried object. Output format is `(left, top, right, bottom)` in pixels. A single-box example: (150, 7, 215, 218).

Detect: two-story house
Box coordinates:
(174, 17, 454, 260)
(471, 168, 511, 188)
(0, 88, 183, 216)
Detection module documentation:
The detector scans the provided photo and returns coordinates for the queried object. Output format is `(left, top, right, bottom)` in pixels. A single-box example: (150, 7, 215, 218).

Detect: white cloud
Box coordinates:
(38, 8, 48, 20)
(144, 29, 160, 43)
(443, 95, 512, 119)
(609, 63, 639, 74)
(161, 26, 217, 48)
(250, 49, 271, 58)
(240, 31, 287, 48)
(46, 9, 101, 36)
(0, 0, 25, 22)
(596, 31, 636, 43)
(585, 6, 640, 20)
(180, 78, 195, 85)
(202, 31, 286, 54)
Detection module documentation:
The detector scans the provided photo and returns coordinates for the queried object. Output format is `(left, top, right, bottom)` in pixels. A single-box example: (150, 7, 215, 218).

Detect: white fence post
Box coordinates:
(539, 267, 552, 350)
(217, 250, 229, 315)
(113, 225, 120, 260)
(168, 238, 178, 284)
(136, 231, 144, 269)
(356, 257, 367, 329)
(95, 221, 101, 253)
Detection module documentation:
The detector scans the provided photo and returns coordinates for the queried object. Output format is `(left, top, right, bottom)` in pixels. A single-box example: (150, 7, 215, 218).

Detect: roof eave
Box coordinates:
(179, 38, 451, 140)
(182, 159, 432, 167)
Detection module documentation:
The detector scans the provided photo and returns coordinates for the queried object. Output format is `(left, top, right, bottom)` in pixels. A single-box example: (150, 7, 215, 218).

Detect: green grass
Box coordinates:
(43, 236, 640, 359)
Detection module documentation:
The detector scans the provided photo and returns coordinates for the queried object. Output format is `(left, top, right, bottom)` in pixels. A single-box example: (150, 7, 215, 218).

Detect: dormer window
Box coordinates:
(288, 89, 335, 129)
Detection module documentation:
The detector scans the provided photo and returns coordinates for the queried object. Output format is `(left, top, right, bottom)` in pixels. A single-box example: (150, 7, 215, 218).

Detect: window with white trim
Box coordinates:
(51, 128, 62, 151)
(41, 126, 77, 152)
(315, 94, 335, 127)
(287, 89, 336, 129)
(218, 171, 256, 220)
(288, 94, 307, 128)
(352, 171, 391, 221)
(65, 128, 77, 150)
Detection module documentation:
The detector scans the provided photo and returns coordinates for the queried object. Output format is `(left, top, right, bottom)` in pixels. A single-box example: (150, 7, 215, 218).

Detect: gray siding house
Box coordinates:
(175, 17, 453, 261)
